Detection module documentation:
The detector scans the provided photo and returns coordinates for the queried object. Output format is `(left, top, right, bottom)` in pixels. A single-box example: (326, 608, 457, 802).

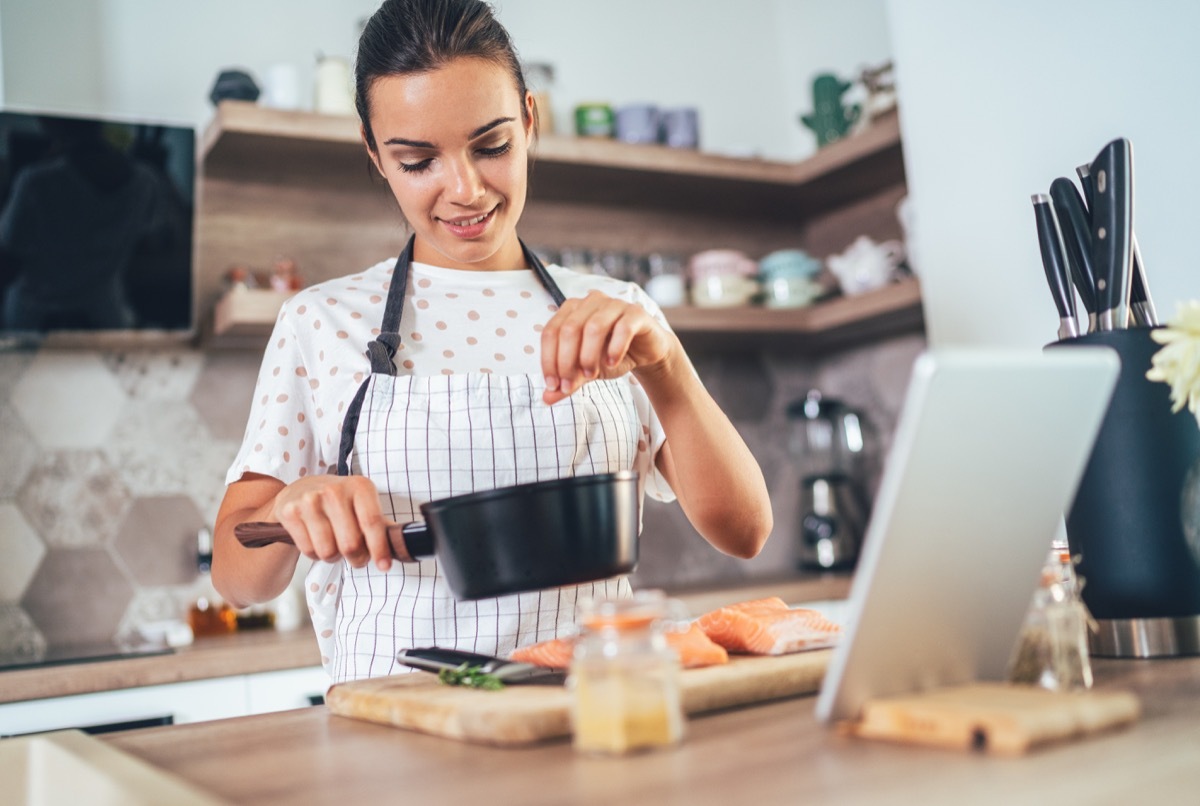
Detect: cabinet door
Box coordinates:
(245, 666, 330, 714)
(0, 677, 248, 737)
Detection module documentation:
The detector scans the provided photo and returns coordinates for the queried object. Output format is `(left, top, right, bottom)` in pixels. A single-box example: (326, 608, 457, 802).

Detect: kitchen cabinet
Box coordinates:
(198, 101, 919, 353)
(0, 666, 328, 737)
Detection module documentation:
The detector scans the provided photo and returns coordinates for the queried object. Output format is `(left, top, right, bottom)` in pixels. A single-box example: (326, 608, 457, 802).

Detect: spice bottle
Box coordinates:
(569, 591, 686, 755)
(187, 527, 237, 638)
(1009, 543, 1094, 690)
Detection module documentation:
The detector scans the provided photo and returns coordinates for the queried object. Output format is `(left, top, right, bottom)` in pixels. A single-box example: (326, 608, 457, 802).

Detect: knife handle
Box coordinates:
(1049, 177, 1097, 332)
(1080, 161, 1155, 327)
(1088, 139, 1134, 331)
(1031, 194, 1079, 340)
(1129, 235, 1158, 326)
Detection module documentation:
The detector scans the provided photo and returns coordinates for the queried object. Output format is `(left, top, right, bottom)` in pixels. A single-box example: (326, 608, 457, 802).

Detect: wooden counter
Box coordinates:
(0, 628, 321, 705)
(0, 575, 848, 705)
(103, 656, 1200, 804)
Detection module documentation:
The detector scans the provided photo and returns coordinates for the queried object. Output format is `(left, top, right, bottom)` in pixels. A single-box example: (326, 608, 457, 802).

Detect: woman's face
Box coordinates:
(365, 57, 534, 271)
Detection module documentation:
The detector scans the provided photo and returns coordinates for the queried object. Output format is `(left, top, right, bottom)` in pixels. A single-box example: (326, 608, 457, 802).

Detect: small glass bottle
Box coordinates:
(568, 591, 685, 755)
(187, 527, 237, 638)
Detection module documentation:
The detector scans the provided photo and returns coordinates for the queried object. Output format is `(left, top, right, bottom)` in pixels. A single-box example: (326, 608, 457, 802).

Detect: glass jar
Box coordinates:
(569, 591, 685, 755)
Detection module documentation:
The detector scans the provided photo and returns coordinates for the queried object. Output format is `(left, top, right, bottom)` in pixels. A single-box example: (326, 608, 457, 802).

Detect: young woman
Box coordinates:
(213, 0, 771, 683)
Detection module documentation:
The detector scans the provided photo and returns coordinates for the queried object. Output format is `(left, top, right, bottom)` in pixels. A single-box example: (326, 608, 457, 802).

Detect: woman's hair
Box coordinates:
(355, 0, 535, 153)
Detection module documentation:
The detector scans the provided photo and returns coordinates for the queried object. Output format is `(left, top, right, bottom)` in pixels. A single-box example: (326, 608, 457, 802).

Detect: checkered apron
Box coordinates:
(308, 238, 639, 683)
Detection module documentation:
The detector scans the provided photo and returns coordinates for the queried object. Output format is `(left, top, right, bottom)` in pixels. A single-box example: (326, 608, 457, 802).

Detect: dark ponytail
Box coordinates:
(355, 0, 535, 152)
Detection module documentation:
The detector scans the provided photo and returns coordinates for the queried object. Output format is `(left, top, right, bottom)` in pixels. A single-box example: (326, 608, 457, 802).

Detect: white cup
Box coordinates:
(262, 64, 302, 110)
(314, 56, 354, 115)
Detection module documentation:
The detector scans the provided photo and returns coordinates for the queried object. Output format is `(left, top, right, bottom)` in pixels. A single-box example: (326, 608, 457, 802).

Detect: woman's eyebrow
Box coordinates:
(382, 116, 516, 149)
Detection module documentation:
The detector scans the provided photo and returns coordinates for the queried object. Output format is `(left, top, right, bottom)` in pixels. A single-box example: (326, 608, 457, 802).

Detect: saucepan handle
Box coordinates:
(233, 521, 434, 561)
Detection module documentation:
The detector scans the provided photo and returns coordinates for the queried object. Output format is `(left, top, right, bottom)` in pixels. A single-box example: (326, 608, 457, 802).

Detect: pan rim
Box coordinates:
(419, 470, 638, 515)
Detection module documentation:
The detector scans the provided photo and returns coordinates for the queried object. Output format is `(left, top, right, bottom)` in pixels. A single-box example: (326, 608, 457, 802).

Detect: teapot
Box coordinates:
(826, 235, 905, 296)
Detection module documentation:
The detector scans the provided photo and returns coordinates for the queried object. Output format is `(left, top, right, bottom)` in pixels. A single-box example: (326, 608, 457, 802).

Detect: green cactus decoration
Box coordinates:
(800, 73, 861, 148)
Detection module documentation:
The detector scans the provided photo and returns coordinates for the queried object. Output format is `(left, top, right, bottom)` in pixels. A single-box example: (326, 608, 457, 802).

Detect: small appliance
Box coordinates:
(787, 390, 873, 571)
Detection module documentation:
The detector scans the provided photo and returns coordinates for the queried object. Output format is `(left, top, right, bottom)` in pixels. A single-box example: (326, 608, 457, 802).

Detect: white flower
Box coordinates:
(1146, 300, 1200, 418)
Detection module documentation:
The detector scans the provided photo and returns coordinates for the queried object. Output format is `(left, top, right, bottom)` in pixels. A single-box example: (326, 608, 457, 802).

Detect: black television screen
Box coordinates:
(0, 109, 195, 339)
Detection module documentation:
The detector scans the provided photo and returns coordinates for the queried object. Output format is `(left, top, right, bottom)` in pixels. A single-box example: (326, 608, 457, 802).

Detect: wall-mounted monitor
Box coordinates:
(0, 109, 195, 346)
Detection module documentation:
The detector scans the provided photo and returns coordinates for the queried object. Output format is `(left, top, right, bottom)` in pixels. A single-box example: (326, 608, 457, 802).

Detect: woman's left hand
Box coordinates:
(540, 290, 675, 405)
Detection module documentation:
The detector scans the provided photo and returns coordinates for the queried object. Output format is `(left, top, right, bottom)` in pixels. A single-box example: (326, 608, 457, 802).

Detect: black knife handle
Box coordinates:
(1049, 177, 1097, 329)
(1079, 161, 1155, 326)
(1031, 194, 1079, 339)
(1088, 139, 1133, 331)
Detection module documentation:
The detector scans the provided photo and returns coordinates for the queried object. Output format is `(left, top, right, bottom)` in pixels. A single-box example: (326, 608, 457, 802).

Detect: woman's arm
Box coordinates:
(213, 472, 398, 608)
(213, 474, 295, 609)
(540, 291, 772, 559)
(636, 343, 772, 559)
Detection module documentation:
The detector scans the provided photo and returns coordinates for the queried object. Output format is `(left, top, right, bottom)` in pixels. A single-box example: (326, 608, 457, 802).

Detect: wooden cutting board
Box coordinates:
(326, 650, 832, 746)
(851, 682, 1141, 755)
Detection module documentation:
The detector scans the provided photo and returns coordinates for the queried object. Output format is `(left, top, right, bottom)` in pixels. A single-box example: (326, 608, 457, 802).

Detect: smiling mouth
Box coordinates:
(440, 208, 495, 227)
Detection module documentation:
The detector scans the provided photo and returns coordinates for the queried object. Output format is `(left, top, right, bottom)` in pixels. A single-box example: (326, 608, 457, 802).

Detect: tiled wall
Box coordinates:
(0, 332, 924, 659)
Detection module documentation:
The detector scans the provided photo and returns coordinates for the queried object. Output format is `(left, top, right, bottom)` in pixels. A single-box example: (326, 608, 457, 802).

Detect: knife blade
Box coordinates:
(1088, 139, 1134, 331)
(1048, 177, 1097, 333)
(1077, 161, 1157, 327)
(1031, 193, 1079, 340)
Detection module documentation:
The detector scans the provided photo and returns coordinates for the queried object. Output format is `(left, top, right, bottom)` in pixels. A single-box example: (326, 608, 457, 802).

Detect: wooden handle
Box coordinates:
(233, 521, 430, 560)
(233, 521, 297, 549)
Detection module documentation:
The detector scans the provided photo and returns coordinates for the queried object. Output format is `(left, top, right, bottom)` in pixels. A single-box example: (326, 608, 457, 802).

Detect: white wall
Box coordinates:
(887, 0, 1200, 347)
(0, 0, 888, 161)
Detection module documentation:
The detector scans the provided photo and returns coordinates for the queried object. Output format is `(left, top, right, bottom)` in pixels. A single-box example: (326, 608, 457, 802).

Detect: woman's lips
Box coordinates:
(439, 207, 496, 239)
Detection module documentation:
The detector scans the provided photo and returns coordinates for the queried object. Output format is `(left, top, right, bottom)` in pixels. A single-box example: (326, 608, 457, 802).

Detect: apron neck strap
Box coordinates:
(365, 235, 564, 375)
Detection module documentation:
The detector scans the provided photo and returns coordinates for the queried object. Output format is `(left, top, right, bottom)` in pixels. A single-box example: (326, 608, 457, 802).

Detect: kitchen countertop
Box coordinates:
(103, 655, 1200, 804)
(0, 628, 322, 705)
(0, 574, 850, 705)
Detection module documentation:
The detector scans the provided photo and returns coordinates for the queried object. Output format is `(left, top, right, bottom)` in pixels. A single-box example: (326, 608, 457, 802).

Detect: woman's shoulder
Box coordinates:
(280, 258, 395, 315)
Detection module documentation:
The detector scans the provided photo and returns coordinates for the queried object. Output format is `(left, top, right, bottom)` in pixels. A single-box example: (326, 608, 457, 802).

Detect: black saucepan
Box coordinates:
(234, 470, 639, 600)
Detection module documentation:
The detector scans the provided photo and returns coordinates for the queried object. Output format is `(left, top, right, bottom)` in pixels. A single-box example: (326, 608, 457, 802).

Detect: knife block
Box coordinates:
(1048, 327, 1200, 656)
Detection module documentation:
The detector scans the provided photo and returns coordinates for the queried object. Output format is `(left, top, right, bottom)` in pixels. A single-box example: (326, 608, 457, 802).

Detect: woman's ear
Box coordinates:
(523, 91, 537, 141)
(361, 126, 385, 177)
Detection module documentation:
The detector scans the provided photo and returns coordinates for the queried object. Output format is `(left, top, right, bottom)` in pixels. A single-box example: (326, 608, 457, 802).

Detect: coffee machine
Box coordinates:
(787, 390, 873, 571)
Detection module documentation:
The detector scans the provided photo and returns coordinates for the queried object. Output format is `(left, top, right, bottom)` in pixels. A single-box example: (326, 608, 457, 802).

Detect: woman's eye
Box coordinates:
(399, 158, 433, 174)
(477, 142, 512, 158)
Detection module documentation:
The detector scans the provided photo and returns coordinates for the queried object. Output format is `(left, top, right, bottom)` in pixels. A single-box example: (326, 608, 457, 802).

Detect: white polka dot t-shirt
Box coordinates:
(226, 259, 675, 502)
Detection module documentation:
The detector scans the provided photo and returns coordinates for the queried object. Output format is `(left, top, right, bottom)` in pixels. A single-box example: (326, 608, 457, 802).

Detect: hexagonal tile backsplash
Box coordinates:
(0, 336, 924, 653)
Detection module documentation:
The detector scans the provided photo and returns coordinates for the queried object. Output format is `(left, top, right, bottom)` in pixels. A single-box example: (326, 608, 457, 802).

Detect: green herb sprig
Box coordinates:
(437, 663, 505, 691)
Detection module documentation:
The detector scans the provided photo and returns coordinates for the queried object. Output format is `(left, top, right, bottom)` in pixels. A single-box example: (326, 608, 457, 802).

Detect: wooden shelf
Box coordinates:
(207, 276, 922, 353)
(666, 277, 924, 353)
(197, 102, 918, 353)
(200, 101, 904, 219)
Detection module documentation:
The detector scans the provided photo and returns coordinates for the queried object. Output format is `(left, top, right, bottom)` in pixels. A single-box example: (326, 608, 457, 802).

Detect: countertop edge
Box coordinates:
(1, 575, 850, 705)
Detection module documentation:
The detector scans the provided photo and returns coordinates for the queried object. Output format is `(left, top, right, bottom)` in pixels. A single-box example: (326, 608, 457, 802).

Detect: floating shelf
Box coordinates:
(199, 102, 918, 353)
(209, 276, 922, 353)
(201, 101, 904, 219)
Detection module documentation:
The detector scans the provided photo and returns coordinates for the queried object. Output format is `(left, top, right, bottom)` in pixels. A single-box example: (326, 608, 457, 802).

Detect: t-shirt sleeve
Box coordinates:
(225, 303, 332, 486)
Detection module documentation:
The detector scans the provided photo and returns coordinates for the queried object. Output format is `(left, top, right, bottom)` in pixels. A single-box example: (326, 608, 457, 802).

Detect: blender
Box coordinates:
(787, 390, 873, 571)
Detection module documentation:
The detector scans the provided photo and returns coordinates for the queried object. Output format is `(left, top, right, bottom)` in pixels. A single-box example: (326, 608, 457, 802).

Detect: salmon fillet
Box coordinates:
(696, 596, 840, 655)
(510, 622, 729, 669)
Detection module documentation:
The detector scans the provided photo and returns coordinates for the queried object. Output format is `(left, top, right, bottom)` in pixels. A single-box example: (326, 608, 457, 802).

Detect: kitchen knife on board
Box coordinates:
(1049, 177, 1098, 333)
(395, 647, 567, 685)
(1077, 161, 1158, 327)
(1031, 193, 1080, 340)
(1088, 139, 1134, 331)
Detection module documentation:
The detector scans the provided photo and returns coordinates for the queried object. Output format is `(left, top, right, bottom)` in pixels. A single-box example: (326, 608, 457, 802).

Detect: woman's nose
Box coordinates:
(445, 157, 485, 204)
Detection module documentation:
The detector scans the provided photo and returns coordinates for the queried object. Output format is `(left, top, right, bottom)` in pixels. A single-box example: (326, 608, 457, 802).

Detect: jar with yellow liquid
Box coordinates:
(569, 590, 685, 755)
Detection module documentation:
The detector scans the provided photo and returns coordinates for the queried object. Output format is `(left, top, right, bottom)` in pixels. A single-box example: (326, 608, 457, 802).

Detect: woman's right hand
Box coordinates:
(271, 474, 400, 570)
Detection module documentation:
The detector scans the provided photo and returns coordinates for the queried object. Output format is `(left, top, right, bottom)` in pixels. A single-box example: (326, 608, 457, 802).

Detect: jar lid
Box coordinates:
(577, 590, 682, 631)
